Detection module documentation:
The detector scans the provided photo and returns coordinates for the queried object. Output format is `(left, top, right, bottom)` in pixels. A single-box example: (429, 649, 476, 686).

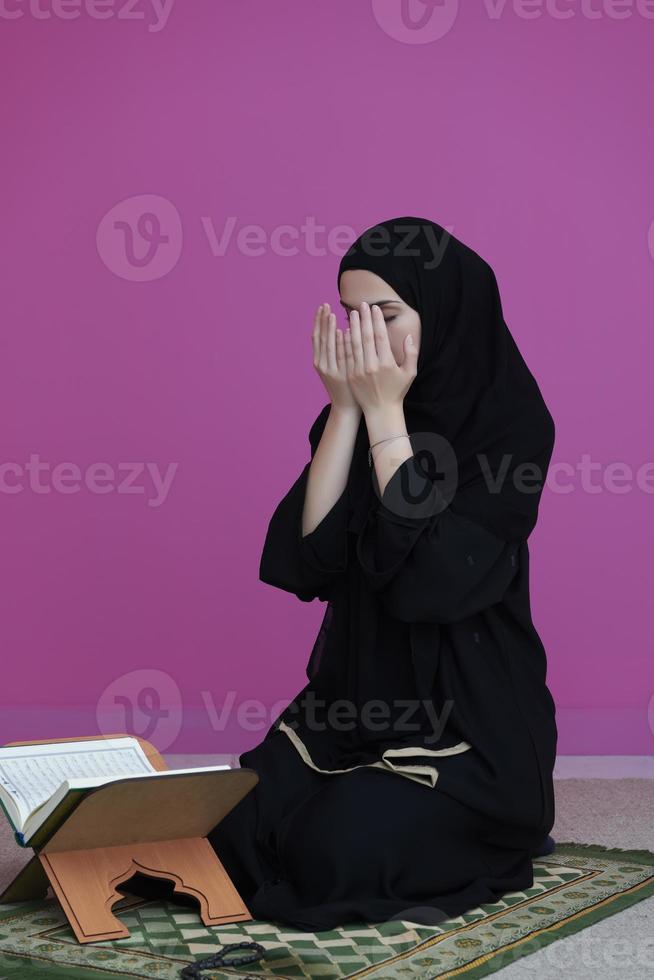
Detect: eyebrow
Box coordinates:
(339, 300, 402, 310)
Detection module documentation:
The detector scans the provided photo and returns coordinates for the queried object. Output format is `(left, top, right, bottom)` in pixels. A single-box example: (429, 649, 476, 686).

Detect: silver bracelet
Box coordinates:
(367, 434, 408, 468)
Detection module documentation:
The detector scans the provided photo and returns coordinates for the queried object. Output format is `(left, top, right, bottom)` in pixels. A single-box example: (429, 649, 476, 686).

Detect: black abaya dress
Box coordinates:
(205, 431, 558, 930)
(123, 216, 557, 930)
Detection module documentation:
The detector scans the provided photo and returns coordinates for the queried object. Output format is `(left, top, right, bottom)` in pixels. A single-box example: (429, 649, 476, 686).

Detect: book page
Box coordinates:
(0, 737, 154, 824)
(64, 763, 232, 790)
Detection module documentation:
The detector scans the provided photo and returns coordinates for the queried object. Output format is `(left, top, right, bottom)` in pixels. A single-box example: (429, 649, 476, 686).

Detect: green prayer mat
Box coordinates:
(0, 843, 652, 979)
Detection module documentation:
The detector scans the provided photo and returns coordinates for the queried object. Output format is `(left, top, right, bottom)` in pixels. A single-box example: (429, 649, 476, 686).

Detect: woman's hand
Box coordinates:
(344, 302, 418, 415)
(312, 302, 361, 414)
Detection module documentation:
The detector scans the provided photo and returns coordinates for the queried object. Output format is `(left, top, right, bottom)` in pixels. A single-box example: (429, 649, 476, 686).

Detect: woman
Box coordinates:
(203, 217, 558, 930)
(131, 216, 558, 930)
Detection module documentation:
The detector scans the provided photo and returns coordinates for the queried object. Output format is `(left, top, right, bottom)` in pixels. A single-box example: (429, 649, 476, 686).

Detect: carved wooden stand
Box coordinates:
(0, 734, 259, 943)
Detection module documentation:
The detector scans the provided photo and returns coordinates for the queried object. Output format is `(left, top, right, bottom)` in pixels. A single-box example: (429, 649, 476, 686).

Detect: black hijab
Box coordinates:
(321, 216, 555, 545)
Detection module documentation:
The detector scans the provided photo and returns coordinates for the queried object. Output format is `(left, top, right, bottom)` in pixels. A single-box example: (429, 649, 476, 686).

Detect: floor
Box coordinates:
(1, 761, 652, 979)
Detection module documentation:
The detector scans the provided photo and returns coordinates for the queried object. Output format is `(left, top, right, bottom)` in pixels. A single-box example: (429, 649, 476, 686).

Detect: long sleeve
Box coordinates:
(259, 405, 350, 602)
(259, 461, 349, 602)
(355, 455, 519, 624)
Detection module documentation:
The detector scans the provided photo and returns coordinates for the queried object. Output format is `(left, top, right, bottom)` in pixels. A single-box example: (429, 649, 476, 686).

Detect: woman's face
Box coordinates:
(339, 269, 421, 368)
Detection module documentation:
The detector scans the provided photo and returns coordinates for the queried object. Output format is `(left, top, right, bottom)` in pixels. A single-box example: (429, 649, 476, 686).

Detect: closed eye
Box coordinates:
(343, 314, 398, 327)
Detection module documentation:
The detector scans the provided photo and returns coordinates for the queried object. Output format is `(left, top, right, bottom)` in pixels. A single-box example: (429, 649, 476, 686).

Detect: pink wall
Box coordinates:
(1, 1, 652, 755)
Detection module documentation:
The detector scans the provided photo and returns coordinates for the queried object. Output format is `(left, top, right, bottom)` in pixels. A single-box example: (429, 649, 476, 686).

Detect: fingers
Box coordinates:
(335, 324, 345, 373)
(325, 307, 337, 375)
(358, 301, 378, 370)
(348, 308, 365, 375)
(344, 320, 355, 377)
(401, 332, 419, 377)
(370, 305, 394, 363)
(312, 303, 322, 369)
(319, 303, 328, 372)
(313, 302, 342, 377)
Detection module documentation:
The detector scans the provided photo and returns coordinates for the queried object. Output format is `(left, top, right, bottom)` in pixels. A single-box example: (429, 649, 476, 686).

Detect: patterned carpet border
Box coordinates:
(0, 841, 652, 979)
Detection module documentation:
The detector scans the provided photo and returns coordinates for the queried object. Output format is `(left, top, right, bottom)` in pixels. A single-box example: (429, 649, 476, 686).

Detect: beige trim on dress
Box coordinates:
(277, 719, 472, 789)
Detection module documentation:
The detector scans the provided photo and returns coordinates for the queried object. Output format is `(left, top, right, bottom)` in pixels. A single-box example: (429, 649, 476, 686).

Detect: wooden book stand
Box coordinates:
(0, 734, 259, 944)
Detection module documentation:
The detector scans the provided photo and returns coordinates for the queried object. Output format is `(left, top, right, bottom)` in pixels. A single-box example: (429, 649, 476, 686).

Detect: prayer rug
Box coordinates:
(0, 842, 652, 979)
